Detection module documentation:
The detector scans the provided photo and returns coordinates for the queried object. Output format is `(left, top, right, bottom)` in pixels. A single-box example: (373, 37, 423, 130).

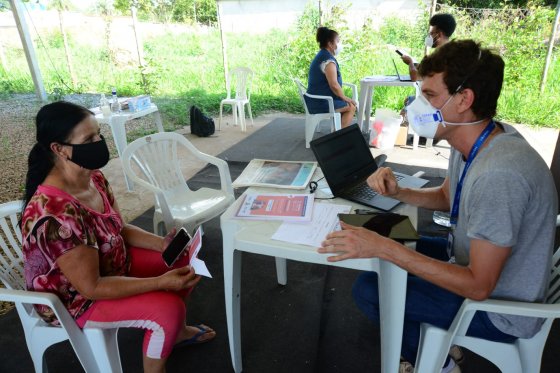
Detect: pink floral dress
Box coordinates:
(21, 171, 129, 323)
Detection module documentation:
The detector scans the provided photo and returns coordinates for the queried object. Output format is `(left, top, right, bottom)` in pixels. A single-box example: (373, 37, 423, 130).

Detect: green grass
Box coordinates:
(1, 5, 559, 129)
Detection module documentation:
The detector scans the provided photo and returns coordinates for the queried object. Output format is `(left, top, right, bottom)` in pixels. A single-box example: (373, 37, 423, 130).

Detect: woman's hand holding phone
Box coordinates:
(162, 228, 192, 267)
(161, 228, 177, 252)
(159, 266, 201, 291)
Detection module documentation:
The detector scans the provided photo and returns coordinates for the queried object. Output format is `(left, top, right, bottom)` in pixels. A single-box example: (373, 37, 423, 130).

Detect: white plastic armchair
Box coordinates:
(219, 67, 254, 132)
(121, 132, 235, 235)
(342, 81, 359, 110)
(294, 78, 342, 148)
(0, 200, 122, 373)
(414, 214, 560, 373)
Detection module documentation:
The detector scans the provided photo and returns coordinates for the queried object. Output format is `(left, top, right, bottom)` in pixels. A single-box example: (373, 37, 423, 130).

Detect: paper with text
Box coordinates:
(236, 193, 314, 222)
(271, 203, 351, 247)
(187, 227, 212, 278)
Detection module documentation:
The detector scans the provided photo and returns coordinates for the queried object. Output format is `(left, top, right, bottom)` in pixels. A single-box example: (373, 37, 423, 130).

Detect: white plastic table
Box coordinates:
(94, 104, 164, 191)
(357, 76, 428, 150)
(220, 178, 418, 373)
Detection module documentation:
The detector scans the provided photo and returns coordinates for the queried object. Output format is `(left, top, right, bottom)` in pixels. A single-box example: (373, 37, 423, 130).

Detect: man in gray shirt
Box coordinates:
(318, 40, 557, 373)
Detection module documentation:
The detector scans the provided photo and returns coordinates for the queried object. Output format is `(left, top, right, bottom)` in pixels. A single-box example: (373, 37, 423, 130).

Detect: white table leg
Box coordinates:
(275, 257, 287, 285)
(378, 259, 407, 373)
(109, 116, 135, 191)
(224, 243, 243, 372)
(153, 110, 164, 132)
(357, 84, 368, 133)
(363, 86, 374, 134)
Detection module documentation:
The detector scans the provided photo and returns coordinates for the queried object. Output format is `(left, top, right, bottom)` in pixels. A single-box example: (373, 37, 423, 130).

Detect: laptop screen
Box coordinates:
(310, 125, 378, 192)
(391, 58, 401, 79)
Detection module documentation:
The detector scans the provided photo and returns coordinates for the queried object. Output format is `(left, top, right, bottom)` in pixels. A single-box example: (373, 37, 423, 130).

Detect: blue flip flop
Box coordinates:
(174, 324, 215, 348)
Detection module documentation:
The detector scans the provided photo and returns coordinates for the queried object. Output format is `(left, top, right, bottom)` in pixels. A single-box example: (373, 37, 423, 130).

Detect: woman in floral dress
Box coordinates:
(21, 101, 215, 373)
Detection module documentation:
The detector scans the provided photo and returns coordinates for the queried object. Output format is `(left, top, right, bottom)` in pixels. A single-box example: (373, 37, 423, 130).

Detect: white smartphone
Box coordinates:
(162, 228, 192, 267)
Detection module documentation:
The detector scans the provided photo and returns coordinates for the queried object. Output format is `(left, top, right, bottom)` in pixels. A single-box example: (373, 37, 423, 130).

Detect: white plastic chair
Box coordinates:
(414, 214, 560, 373)
(122, 132, 235, 235)
(294, 78, 357, 148)
(0, 200, 122, 373)
(219, 67, 254, 132)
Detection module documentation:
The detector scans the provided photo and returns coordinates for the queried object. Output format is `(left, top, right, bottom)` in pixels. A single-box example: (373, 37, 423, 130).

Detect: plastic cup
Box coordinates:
(433, 211, 451, 227)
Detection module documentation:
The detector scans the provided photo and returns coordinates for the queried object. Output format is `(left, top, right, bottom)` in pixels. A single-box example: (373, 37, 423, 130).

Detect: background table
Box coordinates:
(94, 103, 164, 191)
(356, 76, 424, 149)
(220, 176, 418, 373)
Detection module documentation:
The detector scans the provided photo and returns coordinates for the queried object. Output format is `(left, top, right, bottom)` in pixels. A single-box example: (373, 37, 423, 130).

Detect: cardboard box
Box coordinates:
(128, 95, 152, 112)
(395, 127, 408, 146)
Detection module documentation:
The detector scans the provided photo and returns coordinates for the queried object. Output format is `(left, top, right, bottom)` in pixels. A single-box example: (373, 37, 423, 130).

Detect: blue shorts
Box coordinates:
(305, 96, 347, 114)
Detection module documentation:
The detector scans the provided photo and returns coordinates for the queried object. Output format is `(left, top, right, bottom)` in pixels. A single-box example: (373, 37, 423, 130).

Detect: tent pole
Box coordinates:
(217, 1, 229, 93)
(9, 0, 47, 102)
(540, 0, 560, 94)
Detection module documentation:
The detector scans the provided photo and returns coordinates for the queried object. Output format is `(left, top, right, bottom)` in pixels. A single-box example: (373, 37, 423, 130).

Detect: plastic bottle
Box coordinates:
(99, 94, 111, 117)
(110, 88, 121, 113)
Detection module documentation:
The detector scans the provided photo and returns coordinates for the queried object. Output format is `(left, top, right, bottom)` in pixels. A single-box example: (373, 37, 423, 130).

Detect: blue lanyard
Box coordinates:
(449, 120, 496, 226)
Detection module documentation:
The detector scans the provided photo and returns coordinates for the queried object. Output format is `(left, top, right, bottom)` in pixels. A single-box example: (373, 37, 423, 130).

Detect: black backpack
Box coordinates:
(189, 105, 215, 137)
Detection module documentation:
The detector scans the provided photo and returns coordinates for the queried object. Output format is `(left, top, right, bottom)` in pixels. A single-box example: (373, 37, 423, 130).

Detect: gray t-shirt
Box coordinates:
(448, 122, 557, 338)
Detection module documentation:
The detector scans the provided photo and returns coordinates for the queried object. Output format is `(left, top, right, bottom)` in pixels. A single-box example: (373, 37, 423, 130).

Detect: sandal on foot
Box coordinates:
(174, 324, 216, 348)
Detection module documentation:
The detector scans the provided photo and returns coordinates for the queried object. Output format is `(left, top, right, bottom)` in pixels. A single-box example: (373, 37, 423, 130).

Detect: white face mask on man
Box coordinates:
(406, 92, 485, 139)
(425, 35, 434, 48)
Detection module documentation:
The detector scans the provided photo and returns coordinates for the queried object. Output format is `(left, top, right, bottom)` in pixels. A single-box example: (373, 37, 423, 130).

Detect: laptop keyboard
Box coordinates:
(349, 174, 405, 200)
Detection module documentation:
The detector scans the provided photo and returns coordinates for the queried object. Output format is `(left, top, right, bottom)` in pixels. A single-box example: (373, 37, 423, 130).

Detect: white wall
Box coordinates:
(218, 0, 430, 33)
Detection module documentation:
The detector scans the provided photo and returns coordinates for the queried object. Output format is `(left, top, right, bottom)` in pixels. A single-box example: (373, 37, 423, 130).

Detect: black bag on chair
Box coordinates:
(189, 105, 215, 137)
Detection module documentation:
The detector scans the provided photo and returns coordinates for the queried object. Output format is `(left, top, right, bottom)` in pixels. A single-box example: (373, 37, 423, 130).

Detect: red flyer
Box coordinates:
(235, 193, 314, 221)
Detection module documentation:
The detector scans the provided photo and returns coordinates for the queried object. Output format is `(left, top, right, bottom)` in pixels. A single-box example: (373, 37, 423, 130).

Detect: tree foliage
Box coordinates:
(439, 0, 557, 8)
(113, 0, 216, 24)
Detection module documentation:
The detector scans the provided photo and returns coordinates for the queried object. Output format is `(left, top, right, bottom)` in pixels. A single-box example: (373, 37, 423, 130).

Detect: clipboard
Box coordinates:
(338, 213, 419, 241)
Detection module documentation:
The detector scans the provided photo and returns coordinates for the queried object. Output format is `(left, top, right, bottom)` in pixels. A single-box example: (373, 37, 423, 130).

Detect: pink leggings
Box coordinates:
(76, 247, 193, 359)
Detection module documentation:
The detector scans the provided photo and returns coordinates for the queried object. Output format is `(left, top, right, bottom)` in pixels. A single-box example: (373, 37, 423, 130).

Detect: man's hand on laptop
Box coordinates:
(367, 167, 401, 197)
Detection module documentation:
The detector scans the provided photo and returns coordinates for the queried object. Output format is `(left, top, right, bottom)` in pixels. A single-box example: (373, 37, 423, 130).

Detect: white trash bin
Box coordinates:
(370, 108, 402, 150)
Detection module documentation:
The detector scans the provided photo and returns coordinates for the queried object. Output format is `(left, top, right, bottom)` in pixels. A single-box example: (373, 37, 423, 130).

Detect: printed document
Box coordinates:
(232, 159, 317, 189)
(187, 226, 212, 278)
(271, 203, 351, 247)
(235, 193, 314, 222)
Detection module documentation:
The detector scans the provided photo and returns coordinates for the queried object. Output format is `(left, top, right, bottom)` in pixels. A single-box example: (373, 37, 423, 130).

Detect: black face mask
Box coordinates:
(61, 135, 110, 170)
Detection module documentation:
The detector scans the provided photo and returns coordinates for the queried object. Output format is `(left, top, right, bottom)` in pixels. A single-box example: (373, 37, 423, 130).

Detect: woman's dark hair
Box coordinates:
(316, 26, 338, 49)
(22, 101, 93, 213)
(418, 40, 504, 120)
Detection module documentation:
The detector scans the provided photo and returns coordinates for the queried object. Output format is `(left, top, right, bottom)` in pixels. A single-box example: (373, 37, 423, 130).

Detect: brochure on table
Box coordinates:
(187, 227, 212, 278)
(232, 159, 317, 189)
(235, 193, 314, 222)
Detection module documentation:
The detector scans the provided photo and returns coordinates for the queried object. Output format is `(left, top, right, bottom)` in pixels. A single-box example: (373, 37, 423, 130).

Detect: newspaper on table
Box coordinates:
(232, 159, 317, 189)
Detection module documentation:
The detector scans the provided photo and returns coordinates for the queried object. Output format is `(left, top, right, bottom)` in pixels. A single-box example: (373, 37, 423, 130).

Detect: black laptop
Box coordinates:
(310, 125, 428, 211)
(391, 58, 412, 82)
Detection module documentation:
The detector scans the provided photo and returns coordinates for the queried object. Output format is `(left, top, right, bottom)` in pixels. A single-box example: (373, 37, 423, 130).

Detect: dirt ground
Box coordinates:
(0, 93, 158, 204)
(0, 93, 163, 315)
